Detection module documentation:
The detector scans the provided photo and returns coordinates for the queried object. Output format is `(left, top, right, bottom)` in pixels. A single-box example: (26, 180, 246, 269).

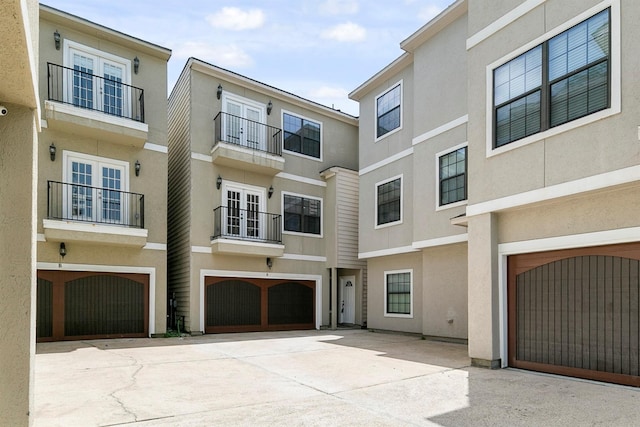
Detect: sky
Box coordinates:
(42, 0, 455, 116)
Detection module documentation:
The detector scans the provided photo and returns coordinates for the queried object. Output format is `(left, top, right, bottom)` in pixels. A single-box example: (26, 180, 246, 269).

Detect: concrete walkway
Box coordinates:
(34, 329, 639, 426)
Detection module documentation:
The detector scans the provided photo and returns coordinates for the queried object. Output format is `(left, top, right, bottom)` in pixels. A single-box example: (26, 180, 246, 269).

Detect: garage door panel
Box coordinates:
(37, 278, 53, 340)
(267, 282, 314, 326)
(206, 280, 261, 328)
(509, 247, 640, 386)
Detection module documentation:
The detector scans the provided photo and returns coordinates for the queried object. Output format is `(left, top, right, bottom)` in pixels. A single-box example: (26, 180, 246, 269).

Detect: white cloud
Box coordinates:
(175, 42, 253, 68)
(319, 0, 359, 15)
(321, 22, 366, 42)
(206, 7, 265, 30)
(418, 5, 444, 22)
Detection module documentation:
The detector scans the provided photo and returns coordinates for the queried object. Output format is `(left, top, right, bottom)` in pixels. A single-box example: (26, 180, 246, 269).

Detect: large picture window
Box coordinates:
(385, 270, 412, 317)
(376, 83, 402, 139)
(376, 176, 402, 227)
(439, 146, 467, 207)
(283, 194, 321, 236)
(494, 9, 610, 148)
(283, 113, 321, 159)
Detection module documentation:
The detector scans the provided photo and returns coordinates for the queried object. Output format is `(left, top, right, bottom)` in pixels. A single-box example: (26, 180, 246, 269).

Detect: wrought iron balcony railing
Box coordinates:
(212, 206, 282, 244)
(47, 62, 145, 123)
(213, 112, 282, 156)
(47, 181, 144, 229)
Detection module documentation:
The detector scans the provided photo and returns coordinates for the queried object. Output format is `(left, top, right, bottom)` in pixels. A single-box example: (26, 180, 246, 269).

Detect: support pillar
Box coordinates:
(331, 267, 338, 330)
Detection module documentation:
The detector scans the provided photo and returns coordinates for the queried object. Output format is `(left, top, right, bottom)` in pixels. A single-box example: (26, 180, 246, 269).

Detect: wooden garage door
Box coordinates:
(508, 243, 640, 387)
(37, 270, 149, 342)
(205, 277, 315, 333)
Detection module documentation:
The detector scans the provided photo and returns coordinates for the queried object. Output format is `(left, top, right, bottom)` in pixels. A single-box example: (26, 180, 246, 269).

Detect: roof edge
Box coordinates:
(348, 52, 413, 101)
(400, 0, 468, 53)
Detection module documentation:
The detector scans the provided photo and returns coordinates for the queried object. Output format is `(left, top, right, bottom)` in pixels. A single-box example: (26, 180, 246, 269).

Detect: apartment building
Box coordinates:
(36, 5, 171, 341)
(167, 58, 362, 334)
(349, 1, 469, 341)
(353, 0, 640, 386)
(0, 1, 40, 424)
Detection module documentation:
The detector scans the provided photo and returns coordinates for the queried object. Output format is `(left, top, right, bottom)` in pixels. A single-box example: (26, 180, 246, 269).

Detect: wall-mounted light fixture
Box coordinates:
(267, 100, 273, 115)
(59, 242, 66, 258)
(133, 56, 140, 74)
(49, 143, 56, 161)
(266, 257, 273, 270)
(268, 185, 274, 199)
(54, 30, 61, 50)
(135, 160, 141, 176)
(217, 84, 223, 100)
(216, 175, 222, 190)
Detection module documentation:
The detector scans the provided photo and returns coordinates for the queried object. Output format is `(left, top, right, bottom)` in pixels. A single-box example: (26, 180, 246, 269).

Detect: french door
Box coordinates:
(65, 155, 127, 225)
(224, 184, 265, 240)
(223, 95, 265, 150)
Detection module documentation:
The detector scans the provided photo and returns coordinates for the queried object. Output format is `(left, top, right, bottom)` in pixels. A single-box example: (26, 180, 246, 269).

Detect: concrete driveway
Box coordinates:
(35, 329, 639, 426)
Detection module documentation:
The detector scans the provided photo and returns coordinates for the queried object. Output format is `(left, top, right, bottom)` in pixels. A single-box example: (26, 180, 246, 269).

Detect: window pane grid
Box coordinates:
(284, 194, 321, 235)
(283, 113, 321, 159)
(386, 272, 411, 315)
(377, 178, 401, 225)
(439, 147, 467, 206)
(377, 85, 401, 138)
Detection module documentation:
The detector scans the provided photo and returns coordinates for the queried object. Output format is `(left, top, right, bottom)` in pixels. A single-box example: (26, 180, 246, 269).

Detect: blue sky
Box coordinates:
(43, 0, 454, 116)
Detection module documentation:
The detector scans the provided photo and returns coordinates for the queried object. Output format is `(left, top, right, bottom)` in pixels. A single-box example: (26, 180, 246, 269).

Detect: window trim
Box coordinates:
(485, 0, 620, 158)
(374, 174, 403, 229)
(62, 150, 130, 191)
(281, 109, 323, 162)
(435, 142, 468, 211)
(374, 80, 403, 142)
(384, 269, 413, 318)
(281, 191, 323, 238)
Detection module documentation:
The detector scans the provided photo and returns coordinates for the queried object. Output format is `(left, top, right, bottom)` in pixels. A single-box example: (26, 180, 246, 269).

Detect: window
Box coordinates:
(385, 270, 412, 317)
(283, 112, 321, 159)
(494, 9, 610, 148)
(283, 194, 321, 236)
(439, 146, 467, 206)
(376, 176, 402, 227)
(376, 82, 402, 139)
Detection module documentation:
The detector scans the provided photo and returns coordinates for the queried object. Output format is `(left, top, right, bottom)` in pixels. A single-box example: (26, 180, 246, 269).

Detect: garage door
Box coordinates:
(205, 277, 315, 333)
(37, 270, 149, 342)
(508, 243, 640, 387)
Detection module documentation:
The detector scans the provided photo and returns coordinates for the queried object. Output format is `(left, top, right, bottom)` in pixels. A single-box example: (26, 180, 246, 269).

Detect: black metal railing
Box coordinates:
(48, 181, 145, 229)
(213, 112, 282, 156)
(212, 206, 281, 244)
(47, 62, 145, 123)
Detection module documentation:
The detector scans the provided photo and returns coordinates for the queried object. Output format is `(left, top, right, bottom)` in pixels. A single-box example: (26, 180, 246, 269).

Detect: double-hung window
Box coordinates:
(283, 112, 322, 159)
(494, 8, 610, 148)
(385, 270, 412, 317)
(376, 82, 402, 139)
(283, 193, 322, 236)
(376, 176, 402, 227)
(439, 146, 467, 207)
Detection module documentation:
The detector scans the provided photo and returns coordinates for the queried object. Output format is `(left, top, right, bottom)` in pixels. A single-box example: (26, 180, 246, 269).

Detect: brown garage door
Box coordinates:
(205, 277, 315, 333)
(508, 243, 640, 387)
(37, 270, 149, 342)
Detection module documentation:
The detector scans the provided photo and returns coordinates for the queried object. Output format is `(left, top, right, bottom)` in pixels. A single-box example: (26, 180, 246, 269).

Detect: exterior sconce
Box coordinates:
(49, 143, 56, 161)
(267, 100, 273, 115)
(216, 175, 222, 190)
(54, 30, 61, 50)
(217, 84, 223, 100)
(59, 242, 66, 258)
(268, 185, 274, 199)
(266, 257, 273, 269)
(133, 56, 140, 74)
(135, 160, 141, 176)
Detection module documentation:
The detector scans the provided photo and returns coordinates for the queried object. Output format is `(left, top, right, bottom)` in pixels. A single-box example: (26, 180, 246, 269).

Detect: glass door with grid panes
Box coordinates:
(223, 95, 265, 151)
(223, 184, 265, 240)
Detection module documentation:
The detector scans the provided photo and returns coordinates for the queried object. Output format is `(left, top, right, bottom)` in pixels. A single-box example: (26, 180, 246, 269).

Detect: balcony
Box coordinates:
(210, 206, 284, 257)
(45, 63, 148, 147)
(43, 180, 148, 247)
(211, 112, 285, 175)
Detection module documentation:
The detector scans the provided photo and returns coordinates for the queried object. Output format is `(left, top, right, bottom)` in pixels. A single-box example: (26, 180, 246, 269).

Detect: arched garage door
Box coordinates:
(205, 277, 315, 333)
(37, 270, 149, 342)
(508, 243, 640, 386)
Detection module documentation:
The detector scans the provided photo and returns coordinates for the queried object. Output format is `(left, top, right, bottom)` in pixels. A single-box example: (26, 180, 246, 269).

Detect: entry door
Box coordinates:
(65, 155, 126, 224)
(224, 96, 265, 150)
(339, 276, 356, 324)
(224, 184, 264, 240)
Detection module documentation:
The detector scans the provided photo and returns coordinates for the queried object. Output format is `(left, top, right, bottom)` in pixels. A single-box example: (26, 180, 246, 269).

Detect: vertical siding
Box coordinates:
(167, 66, 193, 331)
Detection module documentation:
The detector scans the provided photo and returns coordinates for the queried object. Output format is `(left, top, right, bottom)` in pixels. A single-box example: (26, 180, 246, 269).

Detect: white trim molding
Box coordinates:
(359, 147, 413, 176)
(192, 245, 212, 254)
(275, 172, 327, 188)
(413, 115, 468, 146)
(359, 245, 419, 260)
(199, 269, 323, 332)
(143, 142, 168, 154)
(281, 253, 327, 262)
(412, 233, 468, 250)
(143, 242, 167, 251)
(191, 152, 213, 163)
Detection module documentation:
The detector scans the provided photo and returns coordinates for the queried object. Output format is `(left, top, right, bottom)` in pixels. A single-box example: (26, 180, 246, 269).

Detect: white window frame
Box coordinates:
(220, 180, 267, 240)
(485, 0, 621, 158)
(281, 191, 323, 238)
(384, 269, 413, 318)
(221, 92, 267, 122)
(281, 109, 323, 162)
(435, 142, 468, 211)
(374, 80, 403, 142)
(375, 174, 403, 229)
